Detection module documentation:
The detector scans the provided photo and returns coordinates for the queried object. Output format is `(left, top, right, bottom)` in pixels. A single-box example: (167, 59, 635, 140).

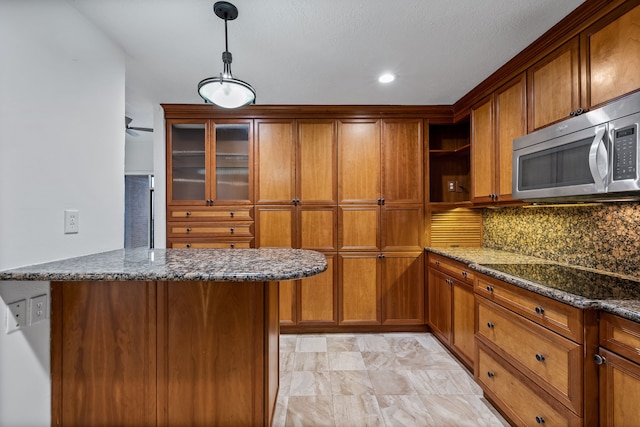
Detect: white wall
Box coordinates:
(125, 133, 154, 175)
(0, 2, 125, 426)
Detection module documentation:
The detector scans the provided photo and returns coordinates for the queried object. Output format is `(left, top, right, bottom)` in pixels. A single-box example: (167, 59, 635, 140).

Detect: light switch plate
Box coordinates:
(6, 299, 26, 333)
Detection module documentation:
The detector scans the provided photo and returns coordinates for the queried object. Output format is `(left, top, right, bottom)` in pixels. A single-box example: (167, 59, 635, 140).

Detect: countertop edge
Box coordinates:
(426, 247, 640, 323)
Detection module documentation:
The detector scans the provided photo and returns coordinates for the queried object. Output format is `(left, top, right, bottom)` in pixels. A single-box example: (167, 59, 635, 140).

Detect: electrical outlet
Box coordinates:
(29, 294, 48, 325)
(64, 209, 79, 234)
(6, 299, 26, 333)
(447, 181, 456, 192)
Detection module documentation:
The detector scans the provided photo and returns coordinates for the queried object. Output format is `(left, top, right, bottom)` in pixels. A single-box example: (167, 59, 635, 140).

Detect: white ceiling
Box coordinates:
(67, 0, 585, 128)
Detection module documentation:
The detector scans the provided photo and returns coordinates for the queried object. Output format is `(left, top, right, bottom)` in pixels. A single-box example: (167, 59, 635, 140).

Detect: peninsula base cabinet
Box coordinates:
(597, 312, 640, 426)
(51, 280, 280, 427)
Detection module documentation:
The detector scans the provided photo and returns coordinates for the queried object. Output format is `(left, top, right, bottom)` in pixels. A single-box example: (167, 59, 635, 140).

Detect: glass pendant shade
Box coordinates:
(198, 76, 256, 109)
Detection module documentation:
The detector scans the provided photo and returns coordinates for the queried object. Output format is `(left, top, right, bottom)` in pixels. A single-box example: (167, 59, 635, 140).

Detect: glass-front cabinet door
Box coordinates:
(167, 119, 253, 205)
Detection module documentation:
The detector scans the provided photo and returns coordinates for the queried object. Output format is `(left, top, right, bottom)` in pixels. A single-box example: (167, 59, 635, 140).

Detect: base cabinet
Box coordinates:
(597, 312, 640, 426)
(427, 253, 475, 368)
(51, 280, 280, 427)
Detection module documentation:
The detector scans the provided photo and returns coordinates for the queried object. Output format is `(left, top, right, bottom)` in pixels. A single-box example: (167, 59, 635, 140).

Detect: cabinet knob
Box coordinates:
(230, 211, 234, 218)
(378, 254, 386, 259)
(462, 271, 468, 278)
(535, 306, 545, 315)
(380, 198, 385, 205)
(487, 322, 495, 329)
(435, 260, 440, 266)
(535, 354, 545, 362)
(486, 285, 494, 292)
(186, 211, 191, 217)
(230, 243, 235, 249)
(487, 371, 495, 378)
(594, 354, 607, 365)
(230, 227, 235, 234)
(186, 243, 191, 248)
(535, 416, 545, 424)
(186, 227, 192, 233)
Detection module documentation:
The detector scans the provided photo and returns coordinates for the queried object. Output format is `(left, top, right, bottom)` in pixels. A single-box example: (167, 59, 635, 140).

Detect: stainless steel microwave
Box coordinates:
(513, 91, 640, 202)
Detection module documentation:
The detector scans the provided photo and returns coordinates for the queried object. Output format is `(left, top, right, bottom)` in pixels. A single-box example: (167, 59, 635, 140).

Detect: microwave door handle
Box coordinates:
(588, 127, 608, 192)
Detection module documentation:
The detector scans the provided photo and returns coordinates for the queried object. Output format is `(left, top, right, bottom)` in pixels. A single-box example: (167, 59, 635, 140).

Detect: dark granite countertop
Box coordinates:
(426, 247, 640, 323)
(0, 248, 328, 282)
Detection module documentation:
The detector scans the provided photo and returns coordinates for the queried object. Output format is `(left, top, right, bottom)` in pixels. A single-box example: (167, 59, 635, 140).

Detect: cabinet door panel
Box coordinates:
(256, 120, 295, 204)
(299, 206, 337, 251)
(298, 120, 337, 204)
(528, 37, 580, 131)
(279, 281, 296, 325)
(381, 253, 424, 325)
(427, 269, 451, 344)
(598, 347, 640, 427)
(339, 254, 380, 325)
(587, 4, 640, 108)
(495, 74, 526, 200)
(338, 120, 381, 203)
(256, 206, 295, 248)
(299, 254, 337, 324)
(381, 119, 423, 203)
(213, 121, 253, 203)
(338, 206, 380, 251)
(471, 97, 494, 202)
(452, 281, 475, 366)
(381, 205, 423, 251)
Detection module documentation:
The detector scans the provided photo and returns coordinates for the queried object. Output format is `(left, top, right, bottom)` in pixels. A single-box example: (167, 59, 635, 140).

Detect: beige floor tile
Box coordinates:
(290, 371, 332, 396)
(333, 395, 385, 427)
(284, 396, 334, 427)
(361, 351, 401, 370)
(357, 334, 392, 352)
(296, 336, 328, 352)
(328, 351, 366, 371)
(377, 395, 436, 426)
(327, 335, 359, 352)
(419, 395, 507, 427)
(329, 370, 374, 396)
(368, 370, 417, 395)
(293, 351, 329, 371)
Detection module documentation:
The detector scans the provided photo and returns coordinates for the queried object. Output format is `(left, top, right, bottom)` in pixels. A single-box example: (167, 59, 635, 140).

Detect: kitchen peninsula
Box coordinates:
(0, 248, 327, 427)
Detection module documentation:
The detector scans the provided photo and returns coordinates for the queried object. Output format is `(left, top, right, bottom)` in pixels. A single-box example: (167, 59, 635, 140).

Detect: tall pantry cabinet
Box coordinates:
(337, 119, 424, 327)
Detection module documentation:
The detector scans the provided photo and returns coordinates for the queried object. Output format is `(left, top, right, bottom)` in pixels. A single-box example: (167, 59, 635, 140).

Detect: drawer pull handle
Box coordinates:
(487, 371, 495, 378)
(594, 354, 607, 365)
(535, 354, 545, 362)
(186, 211, 191, 216)
(230, 211, 234, 218)
(462, 271, 468, 278)
(186, 227, 192, 233)
(186, 244, 191, 248)
(487, 322, 495, 329)
(230, 227, 235, 234)
(435, 260, 440, 266)
(486, 285, 494, 292)
(535, 416, 545, 424)
(535, 306, 545, 314)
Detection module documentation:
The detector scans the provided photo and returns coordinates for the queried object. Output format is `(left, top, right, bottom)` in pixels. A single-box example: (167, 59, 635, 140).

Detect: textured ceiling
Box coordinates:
(67, 0, 585, 127)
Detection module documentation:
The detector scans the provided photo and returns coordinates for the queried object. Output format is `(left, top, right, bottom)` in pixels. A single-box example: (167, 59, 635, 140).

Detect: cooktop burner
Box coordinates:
(480, 263, 640, 300)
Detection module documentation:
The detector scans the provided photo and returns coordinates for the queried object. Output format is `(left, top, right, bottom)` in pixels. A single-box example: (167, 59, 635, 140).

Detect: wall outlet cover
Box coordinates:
(6, 299, 27, 333)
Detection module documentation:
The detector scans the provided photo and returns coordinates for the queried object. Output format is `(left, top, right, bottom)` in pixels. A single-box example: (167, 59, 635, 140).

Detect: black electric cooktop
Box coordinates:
(480, 263, 640, 300)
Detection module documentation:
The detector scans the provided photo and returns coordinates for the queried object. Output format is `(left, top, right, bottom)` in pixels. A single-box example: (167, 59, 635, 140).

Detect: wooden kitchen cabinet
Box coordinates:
(338, 120, 381, 204)
(339, 253, 381, 325)
(597, 312, 640, 426)
(471, 73, 526, 204)
(381, 252, 424, 325)
(582, 3, 640, 109)
(381, 119, 423, 204)
(528, 37, 581, 132)
(427, 253, 475, 368)
(298, 253, 337, 325)
(255, 120, 296, 205)
(474, 270, 598, 426)
(427, 123, 471, 204)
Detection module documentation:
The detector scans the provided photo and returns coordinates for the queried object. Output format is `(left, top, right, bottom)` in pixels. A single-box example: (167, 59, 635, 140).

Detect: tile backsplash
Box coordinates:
(483, 202, 640, 278)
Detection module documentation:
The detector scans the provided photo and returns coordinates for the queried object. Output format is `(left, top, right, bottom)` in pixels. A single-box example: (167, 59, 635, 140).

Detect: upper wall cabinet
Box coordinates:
(527, 38, 580, 132)
(582, 3, 640, 109)
(471, 73, 527, 204)
(381, 119, 424, 204)
(338, 120, 381, 204)
(527, 3, 640, 132)
(167, 119, 253, 206)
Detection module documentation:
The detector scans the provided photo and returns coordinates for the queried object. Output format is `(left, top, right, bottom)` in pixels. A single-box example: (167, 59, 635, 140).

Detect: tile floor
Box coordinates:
(272, 333, 510, 427)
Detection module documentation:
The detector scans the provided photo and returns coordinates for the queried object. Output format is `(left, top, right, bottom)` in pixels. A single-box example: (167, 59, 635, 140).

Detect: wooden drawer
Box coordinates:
(168, 238, 253, 249)
(428, 253, 474, 284)
(168, 221, 254, 237)
(476, 341, 582, 427)
(475, 273, 583, 343)
(168, 206, 253, 221)
(600, 312, 640, 364)
(477, 297, 583, 415)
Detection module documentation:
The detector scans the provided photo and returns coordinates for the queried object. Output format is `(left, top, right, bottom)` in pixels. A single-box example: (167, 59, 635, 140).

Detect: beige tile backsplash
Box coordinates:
(482, 202, 640, 278)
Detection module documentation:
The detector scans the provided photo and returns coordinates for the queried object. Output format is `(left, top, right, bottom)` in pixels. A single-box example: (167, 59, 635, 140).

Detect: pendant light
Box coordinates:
(198, 1, 256, 108)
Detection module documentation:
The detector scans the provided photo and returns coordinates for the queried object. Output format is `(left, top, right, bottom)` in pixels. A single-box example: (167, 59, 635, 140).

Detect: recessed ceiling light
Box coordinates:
(378, 73, 395, 83)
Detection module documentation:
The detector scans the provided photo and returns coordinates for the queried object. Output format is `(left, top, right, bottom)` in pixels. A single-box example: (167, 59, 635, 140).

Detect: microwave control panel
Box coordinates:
(612, 125, 637, 181)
